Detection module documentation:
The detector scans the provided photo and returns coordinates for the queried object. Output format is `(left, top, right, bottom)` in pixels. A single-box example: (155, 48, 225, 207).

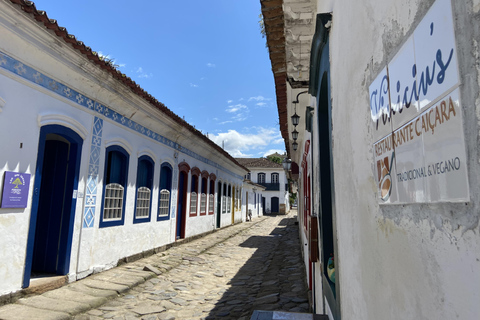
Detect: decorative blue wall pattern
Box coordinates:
(0, 51, 243, 181)
(83, 117, 103, 228)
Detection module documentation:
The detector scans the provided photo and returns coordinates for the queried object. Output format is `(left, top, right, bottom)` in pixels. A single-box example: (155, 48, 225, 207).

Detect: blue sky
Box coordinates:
(33, 0, 284, 158)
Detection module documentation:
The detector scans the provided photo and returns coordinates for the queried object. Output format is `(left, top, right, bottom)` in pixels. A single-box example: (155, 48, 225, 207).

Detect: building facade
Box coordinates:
(236, 158, 290, 214)
(262, 0, 480, 319)
(0, 0, 247, 297)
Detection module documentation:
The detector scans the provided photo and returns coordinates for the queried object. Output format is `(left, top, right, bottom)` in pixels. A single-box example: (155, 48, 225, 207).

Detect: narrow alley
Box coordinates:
(0, 211, 310, 320)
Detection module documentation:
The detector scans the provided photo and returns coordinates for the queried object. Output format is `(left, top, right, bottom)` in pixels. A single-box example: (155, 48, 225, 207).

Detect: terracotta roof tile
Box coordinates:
(7, 0, 247, 172)
(260, 0, 289, 154)
(235, 158, 283, 169)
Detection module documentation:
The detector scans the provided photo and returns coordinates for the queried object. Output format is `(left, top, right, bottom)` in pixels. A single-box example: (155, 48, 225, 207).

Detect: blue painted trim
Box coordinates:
(0, 51, 243, 181)
(133, 155, 154, 224)
(23, 125, 83, 288)
(157, 162, 173, 222)
(83, 117, 103, 228)
(99, 145, 129, 228)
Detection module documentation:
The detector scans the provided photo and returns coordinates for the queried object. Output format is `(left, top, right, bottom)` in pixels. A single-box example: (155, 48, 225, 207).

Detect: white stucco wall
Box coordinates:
(0, 2, 247, 295)
(248, 167, 289, 213)
(320, 0, 480, 319)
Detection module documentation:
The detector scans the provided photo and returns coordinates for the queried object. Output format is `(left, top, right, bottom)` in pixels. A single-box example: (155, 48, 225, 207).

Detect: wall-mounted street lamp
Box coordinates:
(291, 112, 300, 127)
(291, 90, 308, 127)
(282, 157, 292, 171)
(292, 141, 298, 151)
(292, 129, 299, 141)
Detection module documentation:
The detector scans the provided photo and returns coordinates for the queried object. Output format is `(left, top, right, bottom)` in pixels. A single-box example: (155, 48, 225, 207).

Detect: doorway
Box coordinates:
(216, 181, 221, 228)
(271, 197, 279, 213)
(176, 170, 188, 239)
(23, 125, 83, 288)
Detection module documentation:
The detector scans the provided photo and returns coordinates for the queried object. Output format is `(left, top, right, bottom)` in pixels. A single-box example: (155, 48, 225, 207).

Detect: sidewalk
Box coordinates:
(0, 211, 310, 320)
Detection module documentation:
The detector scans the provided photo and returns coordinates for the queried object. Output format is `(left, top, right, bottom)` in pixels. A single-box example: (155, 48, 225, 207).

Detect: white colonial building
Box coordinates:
(262, 0, 480, 319)
(0, 0, 248, 298)
(236, 157, 290, 215)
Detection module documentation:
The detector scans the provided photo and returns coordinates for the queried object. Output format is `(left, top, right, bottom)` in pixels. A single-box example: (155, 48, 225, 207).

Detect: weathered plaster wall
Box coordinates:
(0, 65, 96, 293)
(0, 1, 248, 295)
(327, 0, 480, 318)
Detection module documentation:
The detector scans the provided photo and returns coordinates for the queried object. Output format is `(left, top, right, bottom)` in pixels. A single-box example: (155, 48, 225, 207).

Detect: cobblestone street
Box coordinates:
(0, 211, 309, 320)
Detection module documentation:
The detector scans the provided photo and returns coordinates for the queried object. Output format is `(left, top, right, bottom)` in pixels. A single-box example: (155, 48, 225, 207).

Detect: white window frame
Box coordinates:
(190, 191, 198, 214)
(158, 189, 170, 217)
(258, 173, 266, 183)
(135, 186, 151, 218)
(272, 173, 279, 184)
(103, 183, 124, 221)
(200, 193, 207, 214)
(209, 194, 214, 213)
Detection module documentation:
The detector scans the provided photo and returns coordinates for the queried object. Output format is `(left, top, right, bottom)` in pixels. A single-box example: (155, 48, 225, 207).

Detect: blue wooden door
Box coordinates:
(176, 171, 187, 239)
(24, 125, 83, 288)
(271, 197, 279, 213)
(32, 140, 69, 274)
(216, 181, 221, 228)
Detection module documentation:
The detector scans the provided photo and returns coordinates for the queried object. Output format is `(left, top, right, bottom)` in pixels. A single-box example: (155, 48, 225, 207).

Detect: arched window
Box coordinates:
(227, 185, 232, 213)
(200, 171, 208, 215)
(222, 183, 227, 214)
(209, 174, 216, 215)
(258, 173, 265, 183)
(101, 145, 129, 227)
(158, 162, 172, 220)
(271, 172, 279, 184)
(190, 167, 200, 216)
(134, 155, 154, 223)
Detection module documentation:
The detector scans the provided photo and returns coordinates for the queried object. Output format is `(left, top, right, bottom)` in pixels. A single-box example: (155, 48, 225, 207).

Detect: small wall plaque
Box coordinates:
(1, 171, 31, 208)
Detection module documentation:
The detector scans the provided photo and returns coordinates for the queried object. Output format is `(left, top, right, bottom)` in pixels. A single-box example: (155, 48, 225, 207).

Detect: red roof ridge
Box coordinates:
(7, 0, 248, 172)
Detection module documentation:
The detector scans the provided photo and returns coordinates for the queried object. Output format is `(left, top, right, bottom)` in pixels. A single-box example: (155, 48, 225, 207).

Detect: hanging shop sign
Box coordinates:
(1, 171, 31, 208)
(369, 0, 469, 203)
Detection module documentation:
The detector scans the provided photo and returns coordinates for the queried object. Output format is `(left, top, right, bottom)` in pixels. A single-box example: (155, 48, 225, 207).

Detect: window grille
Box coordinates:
(200, 193, 207, 214)
(222, 195, 226, 213)
(258, 173, 265, 183)
(103, 183, 124, 220)
(227, 196, 231, 213)
(190, 192, 197, 214)
(135, 187, 151, 218)
(209, 194, 214, 213)
(158, 189, 170, 217)
(272, 173, 279, 184)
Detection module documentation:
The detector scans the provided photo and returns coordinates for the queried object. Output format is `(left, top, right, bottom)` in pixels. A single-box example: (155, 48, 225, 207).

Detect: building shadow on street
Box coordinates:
(206, 215, 310, 319)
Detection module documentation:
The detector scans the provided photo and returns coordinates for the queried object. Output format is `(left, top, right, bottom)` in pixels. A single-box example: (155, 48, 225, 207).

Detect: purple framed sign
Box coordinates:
(1, 171, 31, 208)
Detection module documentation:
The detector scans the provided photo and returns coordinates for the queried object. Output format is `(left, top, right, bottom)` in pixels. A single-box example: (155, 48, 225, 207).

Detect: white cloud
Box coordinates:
(207, 63, 216, 68)
(208, 127, 283, 158)
(248, 96, 271, 102)
(273, 138, 284, 144)
(139, 73, 153, 79)
(256, 102, 267, 107)
(231, 112, 248, 122)
(227, 100, 233, 104)
(263, 149, 285, 157)
(190, 83, 199, 88)
(135, 67, 153, 79)
(226, 104, 247, 113)
(98, 51, 126, 69)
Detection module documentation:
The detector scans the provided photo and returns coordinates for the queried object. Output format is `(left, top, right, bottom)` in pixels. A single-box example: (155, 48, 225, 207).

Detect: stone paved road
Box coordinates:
(0, 211, 309, 320)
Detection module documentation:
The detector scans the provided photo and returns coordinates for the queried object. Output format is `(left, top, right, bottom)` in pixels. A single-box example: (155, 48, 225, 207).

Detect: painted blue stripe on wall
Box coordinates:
(0, 51, 243, 180)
